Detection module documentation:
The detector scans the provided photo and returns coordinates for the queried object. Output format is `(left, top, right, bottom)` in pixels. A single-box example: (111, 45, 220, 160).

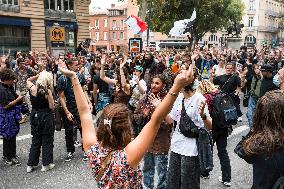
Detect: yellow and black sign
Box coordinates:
(50, 27, 65, 47)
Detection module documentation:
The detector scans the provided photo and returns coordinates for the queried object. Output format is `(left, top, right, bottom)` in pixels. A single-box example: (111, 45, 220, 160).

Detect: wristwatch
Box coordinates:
(201, 114, 207, 120)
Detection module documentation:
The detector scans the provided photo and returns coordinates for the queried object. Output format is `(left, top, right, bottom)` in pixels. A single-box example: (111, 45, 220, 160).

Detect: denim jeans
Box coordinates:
(246, 96, 257, 128)
(166, 152, 200, 189)
(95, 93, 111, 113)
(143, 153, 168, 189)
(216, 134, 231, 182)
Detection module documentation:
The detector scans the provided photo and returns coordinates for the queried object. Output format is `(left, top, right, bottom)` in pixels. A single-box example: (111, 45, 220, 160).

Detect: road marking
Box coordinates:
(0, 125, 250, 145)
(228, 125, 250, 139)
(0, 134, 32, 145)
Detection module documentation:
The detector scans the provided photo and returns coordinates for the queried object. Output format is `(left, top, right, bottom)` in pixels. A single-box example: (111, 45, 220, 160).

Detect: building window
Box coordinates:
(248, 0, 254, 11)
(113, 32, 117, 40)
(44, 0, 74, 12)
(104, 32, 108, 40)
(248, 16, 254, 27)
(1, 0, 18, 5)
(104, 19, 108, 27)
(120, 32, 124, 40)
(209, 34, 218, 42)
(120, 20, 124, 28)
(95, 20, 99, 29)
(95, 32, 99, 41)
(113, 20, 117, 29)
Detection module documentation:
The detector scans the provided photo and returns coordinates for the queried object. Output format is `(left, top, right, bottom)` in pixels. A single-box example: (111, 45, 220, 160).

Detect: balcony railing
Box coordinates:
(0, 3, 20, 12)
(258, 26, 279, 33)
(246, 26, 256, 32)
(266, 10, 280, 17)
(44, 9, 76, 21)
(247, 9, 256, 14)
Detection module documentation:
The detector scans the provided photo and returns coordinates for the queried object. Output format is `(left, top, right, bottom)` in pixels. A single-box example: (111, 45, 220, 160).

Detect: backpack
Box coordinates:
(211, 93, 238, 128)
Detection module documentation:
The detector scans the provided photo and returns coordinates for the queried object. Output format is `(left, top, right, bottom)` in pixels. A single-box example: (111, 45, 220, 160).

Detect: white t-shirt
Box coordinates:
(169, 92, 210, 157)
(213, 64, 226, 77)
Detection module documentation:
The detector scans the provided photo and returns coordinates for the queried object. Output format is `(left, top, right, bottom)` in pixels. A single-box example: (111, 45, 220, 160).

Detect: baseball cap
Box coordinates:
(134, 65, 143, 72)
(260, 64, 273, 72)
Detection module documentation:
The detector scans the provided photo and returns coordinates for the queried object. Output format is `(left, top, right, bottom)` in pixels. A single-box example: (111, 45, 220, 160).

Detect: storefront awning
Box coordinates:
(0, 17, 31, 27)
(45, 20, 78, 30)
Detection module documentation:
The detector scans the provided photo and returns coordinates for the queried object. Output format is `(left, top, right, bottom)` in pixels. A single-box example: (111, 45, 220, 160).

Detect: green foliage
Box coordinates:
(148, 0, 245, 41)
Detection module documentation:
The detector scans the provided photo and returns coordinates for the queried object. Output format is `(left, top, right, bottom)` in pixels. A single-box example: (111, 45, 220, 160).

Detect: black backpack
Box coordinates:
(211, 93, 238, 128)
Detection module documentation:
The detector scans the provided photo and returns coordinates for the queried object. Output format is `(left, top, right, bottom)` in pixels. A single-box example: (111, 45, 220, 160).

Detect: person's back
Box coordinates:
(87, 144, 142, 188)
(251, 151, 284, 189)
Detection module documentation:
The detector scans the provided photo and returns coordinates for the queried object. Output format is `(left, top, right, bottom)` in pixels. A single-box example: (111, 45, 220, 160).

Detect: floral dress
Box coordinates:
(87, 143, 142, 189)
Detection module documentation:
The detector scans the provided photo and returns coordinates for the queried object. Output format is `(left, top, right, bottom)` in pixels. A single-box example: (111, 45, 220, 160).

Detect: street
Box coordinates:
(0, 112, 253, 189)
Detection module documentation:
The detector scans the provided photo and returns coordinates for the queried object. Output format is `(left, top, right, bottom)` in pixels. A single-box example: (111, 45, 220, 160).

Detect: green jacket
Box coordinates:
(250, 76, 262, 99)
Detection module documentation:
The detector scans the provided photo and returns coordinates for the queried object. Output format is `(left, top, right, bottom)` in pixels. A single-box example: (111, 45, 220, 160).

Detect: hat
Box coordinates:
(134, 65, 143, 72)
(260, 64, 273, 72)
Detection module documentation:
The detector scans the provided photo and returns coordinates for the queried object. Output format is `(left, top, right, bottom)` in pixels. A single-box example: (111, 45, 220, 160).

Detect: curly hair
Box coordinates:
(243, 90, 284, 156)
(0, 68, 17, 81)
(96, 103, 132, 150)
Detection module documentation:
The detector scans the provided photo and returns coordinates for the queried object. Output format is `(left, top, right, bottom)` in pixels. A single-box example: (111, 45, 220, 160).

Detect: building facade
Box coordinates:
(89, 2, 139, 52)
(143, 0, 284, 50)
(0, 0, 89, 55)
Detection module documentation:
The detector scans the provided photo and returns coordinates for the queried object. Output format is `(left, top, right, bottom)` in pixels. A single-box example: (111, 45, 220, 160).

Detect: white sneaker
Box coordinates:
(219, 176, 231, 187)
(74, 140, 82, 148)
(237, 117, 243, 122)
(27, 166, 35, 173)
(41, 163, 55, 172)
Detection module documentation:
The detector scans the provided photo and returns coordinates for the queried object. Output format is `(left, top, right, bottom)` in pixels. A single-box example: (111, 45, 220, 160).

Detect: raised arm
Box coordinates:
(59, 67, 97, 152)
(125, 67, 194, 168)
(100, 58, 116, 85)
(119, 61, 131, 95)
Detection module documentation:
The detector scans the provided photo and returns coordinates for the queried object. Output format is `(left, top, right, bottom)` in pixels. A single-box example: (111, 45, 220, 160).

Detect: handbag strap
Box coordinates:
(220, 74, 235, 92)
(96, 151, 113, 182)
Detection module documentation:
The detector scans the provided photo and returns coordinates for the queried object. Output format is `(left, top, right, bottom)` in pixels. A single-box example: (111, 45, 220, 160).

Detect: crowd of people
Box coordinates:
(0, 44, 284, 188)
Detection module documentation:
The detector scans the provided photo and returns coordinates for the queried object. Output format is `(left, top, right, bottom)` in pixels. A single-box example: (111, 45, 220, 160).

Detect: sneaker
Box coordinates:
(27, 166, 36, 173)
(65, 152, 74, 162)
(201, 174, 210, 179)
(4, 158, 12, 166)
(237, 117, 243, 122)
(41, 163, 55, 172)
(219, 176, 231, 187)
(11, 157, 21, 166)
(74, 140, 82, 148)
(82, 153, 88, 161)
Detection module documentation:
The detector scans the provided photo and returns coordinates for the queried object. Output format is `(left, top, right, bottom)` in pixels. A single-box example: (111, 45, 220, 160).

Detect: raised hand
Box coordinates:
(58, 64, 76, 78)
(173, 64, 195, 90)
(149, 93, 162, 107)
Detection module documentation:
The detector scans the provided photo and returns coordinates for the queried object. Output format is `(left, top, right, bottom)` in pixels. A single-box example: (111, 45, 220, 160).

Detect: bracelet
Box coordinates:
(71, 76, 77, 80)
(169, 91, 178, 97)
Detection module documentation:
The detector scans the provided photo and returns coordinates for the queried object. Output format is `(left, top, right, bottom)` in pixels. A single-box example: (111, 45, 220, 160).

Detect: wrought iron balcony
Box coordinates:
(265, 10, 280, 17)
(44, 9, 76, 21)
(258, 26, 279, 33)
(247, 9, 256, 14)
(0, 3, 20, 12)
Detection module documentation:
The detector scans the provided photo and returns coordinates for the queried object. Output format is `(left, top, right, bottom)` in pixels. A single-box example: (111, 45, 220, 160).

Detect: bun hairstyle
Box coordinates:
(97, 103, 132, 150)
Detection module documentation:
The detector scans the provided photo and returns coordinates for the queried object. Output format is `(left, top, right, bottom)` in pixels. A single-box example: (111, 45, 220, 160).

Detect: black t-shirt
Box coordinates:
(259, 77, 278, 98)
(213, 74, 241, 94)
(92, 74, 110, 94)
(0, 83, 18, 107)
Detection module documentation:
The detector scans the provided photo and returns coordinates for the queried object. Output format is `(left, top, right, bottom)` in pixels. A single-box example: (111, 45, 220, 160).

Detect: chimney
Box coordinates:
(111, 4, 115, 8)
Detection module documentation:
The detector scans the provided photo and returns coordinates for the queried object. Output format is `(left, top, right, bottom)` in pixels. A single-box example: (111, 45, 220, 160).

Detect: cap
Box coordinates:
(260, 64, 273, 72)
(134, 65, 143, 72)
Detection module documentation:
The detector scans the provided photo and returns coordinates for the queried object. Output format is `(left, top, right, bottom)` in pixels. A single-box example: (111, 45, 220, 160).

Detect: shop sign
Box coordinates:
(50, 27, 65, 47)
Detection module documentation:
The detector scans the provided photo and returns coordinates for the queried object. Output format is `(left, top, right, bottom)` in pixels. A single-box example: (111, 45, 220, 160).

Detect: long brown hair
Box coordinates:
(243, 90, 284, 155)
(97, 103, 132, 150)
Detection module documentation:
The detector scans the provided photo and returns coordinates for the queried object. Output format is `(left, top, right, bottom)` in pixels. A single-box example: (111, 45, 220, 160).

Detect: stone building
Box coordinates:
(89, 1, 139, 52)
(0, 0, 90, 55)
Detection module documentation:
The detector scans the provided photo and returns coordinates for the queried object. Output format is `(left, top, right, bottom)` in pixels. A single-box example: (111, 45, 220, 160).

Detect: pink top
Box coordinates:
(87, 143, 142, 189)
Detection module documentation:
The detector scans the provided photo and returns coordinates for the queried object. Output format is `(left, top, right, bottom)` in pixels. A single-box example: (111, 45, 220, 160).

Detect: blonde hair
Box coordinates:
(36, 71, 53, 93)
(197, 80, 218, 94)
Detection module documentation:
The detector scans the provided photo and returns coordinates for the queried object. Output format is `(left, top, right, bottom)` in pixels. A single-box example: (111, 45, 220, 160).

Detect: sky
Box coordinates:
(89, 0, 127, 10)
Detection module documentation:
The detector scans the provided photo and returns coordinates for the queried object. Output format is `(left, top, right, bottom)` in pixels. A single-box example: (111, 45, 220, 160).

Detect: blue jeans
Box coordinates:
(246, 96, 257, 128)
(95, 93, 111, 113)
(143, 153, 168, 189)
